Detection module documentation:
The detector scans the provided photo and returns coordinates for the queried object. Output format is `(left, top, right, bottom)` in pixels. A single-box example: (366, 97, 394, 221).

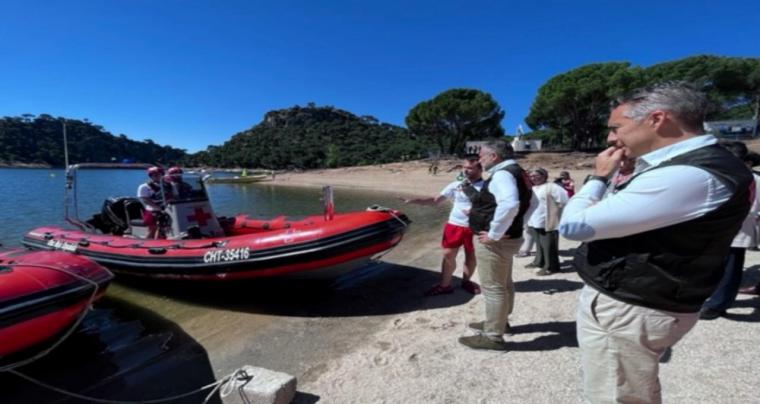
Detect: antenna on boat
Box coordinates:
(61, 119, 90, 231)
(322, 186, 334, 221)
(62, 119, 69, 169)
(62, 118, 76, 227)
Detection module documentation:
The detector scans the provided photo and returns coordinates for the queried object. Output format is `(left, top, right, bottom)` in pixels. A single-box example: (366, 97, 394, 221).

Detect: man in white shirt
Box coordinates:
(137, 166, 166, 238)
(559, 82, 753, 403)
(525, 168, 568, 275)
(404, 157, 484, 296)
(458, 141, 532, 351)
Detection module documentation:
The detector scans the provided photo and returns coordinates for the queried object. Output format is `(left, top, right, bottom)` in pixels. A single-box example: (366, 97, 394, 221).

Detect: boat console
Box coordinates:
(87, 175, 224, 240)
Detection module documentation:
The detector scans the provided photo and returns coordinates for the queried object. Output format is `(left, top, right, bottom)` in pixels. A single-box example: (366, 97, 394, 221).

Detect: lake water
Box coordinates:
(0, 167, 434, 246)
(1, 167, 454, 402)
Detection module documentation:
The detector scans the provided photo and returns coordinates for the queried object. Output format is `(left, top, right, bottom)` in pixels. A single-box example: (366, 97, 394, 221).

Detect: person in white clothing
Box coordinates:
(559, 82, 753, 403)
(525, 168, 568, 275)
(403, 157, 484, 296)
(137, 166, 167, 238)
(458, 141, 533, 351)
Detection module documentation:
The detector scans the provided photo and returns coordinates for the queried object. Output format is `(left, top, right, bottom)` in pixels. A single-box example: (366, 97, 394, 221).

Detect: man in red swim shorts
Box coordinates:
(404, 157, 484, 296)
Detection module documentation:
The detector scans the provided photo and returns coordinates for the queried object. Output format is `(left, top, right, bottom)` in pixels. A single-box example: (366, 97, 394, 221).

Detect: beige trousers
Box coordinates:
(576, 286, 699, 404)
(475, 237, 522, 338)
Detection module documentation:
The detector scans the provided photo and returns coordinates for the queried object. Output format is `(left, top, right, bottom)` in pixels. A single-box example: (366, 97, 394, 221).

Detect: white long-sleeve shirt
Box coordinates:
(485, 159, 521, 240)
(559, 135, 733, 242)
(527, 182, 569, 229)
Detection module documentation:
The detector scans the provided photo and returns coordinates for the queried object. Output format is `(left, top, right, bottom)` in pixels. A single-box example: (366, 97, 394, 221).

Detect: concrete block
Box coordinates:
(221, 365, 297, 404)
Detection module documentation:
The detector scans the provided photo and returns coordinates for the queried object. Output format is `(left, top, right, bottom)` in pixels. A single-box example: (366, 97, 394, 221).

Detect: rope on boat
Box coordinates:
(364, 205, 411, 262)
(366, 204, 410, 229)
(0, 263, 254, 404)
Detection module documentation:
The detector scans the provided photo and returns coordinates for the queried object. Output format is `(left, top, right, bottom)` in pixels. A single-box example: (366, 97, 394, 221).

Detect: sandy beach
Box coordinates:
(262, 155, 759, 403)
(272, 153, 596, 197)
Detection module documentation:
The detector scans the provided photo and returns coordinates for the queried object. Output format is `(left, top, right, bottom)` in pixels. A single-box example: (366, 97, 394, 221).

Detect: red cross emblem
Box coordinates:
(188, 207, 212, 226)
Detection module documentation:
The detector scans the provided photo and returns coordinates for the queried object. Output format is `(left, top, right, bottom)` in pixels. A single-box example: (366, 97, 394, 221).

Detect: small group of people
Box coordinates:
(406, 140, 532, 348)
(518, 169, 571, 275)
(410, 81, 757, 403)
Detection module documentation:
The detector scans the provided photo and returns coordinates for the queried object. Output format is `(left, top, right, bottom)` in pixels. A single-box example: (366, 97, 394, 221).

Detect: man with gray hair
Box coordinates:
(560, 82, 753, 403)
(459, 140, 532, 350)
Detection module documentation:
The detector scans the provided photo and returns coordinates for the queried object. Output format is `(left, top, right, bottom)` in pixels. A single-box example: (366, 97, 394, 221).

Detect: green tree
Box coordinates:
(525, 62, 646, 150)
(405, 89, 505, 155)
(526, 56, 760, 150)
(0, 115, 186, 166)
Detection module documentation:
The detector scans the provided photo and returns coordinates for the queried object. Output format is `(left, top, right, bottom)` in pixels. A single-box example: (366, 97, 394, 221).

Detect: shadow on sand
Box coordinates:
(0, 296, 221, 404)
(114, 261, 477, 318)
(724, 297, 760, 322)
(515, 278, 584, 294)
(506, 321, 578, 351)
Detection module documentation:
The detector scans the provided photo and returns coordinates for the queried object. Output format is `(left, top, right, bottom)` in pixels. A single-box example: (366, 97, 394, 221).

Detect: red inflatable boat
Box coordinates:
(0, 249, 113, 357)
(22, 165, 410, 281)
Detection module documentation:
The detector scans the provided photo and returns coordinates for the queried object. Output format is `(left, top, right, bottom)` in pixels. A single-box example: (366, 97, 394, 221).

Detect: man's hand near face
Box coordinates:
(595, 146, 627, 178)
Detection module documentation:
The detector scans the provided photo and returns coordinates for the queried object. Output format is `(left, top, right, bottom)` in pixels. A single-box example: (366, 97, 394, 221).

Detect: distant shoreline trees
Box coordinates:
(0, 115, 186, 167)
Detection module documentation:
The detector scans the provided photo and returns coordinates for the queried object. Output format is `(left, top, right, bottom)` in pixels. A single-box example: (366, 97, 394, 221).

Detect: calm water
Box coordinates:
(1, 167, 453, 401)
(0, 168, 442, 246)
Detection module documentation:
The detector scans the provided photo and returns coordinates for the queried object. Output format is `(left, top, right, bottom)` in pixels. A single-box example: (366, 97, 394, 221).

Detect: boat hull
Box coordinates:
(0, 249, 113, 357)
(22, 210, 410, 281)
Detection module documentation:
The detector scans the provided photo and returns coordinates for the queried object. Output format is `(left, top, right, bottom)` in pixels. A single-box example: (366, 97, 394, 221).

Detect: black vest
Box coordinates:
(576, 144, 753, 313)
(469, 163, 532, 239)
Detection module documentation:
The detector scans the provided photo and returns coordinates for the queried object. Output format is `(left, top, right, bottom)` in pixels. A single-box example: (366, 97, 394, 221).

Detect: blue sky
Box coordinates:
(1, 0, 758, 153)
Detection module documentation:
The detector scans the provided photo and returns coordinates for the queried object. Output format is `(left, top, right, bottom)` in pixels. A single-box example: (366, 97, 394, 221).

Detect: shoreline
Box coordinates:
(268, 158, 596, 198)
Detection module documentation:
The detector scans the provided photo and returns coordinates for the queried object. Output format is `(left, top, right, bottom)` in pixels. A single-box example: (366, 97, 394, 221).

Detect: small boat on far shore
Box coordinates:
(203, 174, 269, 184)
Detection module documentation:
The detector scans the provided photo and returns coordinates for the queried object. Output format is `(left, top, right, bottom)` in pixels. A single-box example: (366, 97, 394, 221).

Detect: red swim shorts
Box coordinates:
(441, 223, 474, 252)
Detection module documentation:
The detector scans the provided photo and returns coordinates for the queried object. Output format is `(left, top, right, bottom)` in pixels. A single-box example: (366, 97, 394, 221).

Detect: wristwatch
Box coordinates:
(584, 174, 610, 186)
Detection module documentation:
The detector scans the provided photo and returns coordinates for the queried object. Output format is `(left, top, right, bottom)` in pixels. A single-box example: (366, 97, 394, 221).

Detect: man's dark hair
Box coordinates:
(464, 154, 482, 169)
(533, 168, 548, 179)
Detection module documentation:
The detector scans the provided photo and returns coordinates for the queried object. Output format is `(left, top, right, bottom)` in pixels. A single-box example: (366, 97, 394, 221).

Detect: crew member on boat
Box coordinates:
(166, 166, 194, 200)
(138, 166, 166, 238)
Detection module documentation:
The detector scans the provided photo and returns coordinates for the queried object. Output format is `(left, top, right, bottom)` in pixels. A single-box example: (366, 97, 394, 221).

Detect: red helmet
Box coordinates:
(168, 166, 183, 175)
(147, 166, 164, 176)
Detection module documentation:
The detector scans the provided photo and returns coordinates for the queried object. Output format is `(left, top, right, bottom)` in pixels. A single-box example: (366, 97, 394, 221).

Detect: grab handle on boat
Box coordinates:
(322, 185, 334, 221)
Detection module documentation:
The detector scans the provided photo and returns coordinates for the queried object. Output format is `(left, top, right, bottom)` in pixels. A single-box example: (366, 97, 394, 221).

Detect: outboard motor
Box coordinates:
(87, 197, 144, 235)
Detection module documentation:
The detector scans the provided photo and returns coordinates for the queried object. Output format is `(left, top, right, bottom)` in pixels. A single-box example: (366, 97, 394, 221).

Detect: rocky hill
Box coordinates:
(185, 105, 430, 169)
